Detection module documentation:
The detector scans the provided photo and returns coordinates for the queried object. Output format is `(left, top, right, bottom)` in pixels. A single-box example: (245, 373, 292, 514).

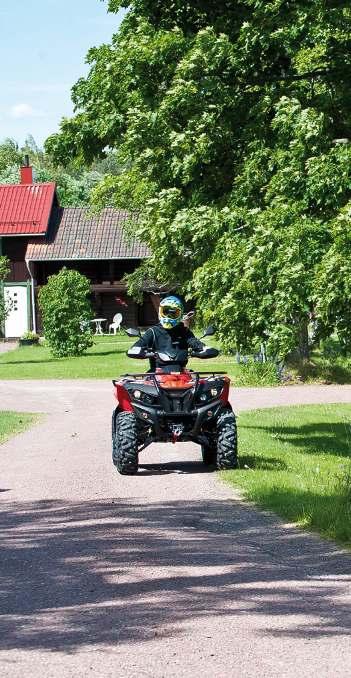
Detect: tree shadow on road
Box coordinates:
(0, 497, 350, 653)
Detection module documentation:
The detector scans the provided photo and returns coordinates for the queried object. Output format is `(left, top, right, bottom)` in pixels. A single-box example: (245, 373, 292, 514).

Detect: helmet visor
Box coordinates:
(160, 305, 182, 320)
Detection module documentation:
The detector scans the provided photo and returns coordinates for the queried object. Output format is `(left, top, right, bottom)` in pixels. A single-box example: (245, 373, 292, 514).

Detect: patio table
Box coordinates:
(91, 318, 107, 335)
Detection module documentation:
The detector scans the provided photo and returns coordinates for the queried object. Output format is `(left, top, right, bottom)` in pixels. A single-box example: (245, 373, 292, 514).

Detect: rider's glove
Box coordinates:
(127, 346, 148, 359)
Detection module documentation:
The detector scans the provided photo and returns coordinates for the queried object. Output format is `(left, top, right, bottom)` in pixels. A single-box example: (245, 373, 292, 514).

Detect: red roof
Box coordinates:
(0, 182, 56, 236)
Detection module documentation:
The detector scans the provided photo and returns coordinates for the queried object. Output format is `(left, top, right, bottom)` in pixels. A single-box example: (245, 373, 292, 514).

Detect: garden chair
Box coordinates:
(109, 312, 123, 334)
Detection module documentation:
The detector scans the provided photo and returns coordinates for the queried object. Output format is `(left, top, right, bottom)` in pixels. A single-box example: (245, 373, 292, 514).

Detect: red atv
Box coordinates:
(112, 328, 238, 475)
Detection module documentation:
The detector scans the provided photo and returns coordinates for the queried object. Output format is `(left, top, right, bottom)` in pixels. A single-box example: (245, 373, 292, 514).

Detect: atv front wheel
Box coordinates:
(112, 411, 139, 475)
(216, 408, 238, 470)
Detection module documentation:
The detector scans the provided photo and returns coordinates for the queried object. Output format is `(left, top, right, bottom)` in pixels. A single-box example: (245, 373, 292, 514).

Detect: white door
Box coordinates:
(4, 286, 28, 338)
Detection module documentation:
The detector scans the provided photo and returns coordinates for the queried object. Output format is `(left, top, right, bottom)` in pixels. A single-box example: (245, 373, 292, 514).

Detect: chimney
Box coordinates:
(20, 155, 33, 184)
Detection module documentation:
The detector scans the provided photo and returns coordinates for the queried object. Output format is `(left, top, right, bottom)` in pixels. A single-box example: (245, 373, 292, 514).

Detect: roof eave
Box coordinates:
(25, 255, 147, 262)
(0, 231, 48, 237)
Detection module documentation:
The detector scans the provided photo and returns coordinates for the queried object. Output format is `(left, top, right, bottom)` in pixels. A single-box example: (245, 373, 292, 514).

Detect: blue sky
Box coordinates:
(0, 0, 124, 147)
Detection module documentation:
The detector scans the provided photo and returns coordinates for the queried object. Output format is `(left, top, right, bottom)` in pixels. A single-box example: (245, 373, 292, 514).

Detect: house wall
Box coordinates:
(34, 291, 158, 333)
(93, 292, 159, 328)
(0, 252, 155, 336)
(138, 293, 159, 326)
(1, 237, 30, 282)
(32, 260, 158, 333)
(94, 292, 138, 329)
(34, 289, 139, 334)
(34, 259, 140, 286)
(0, 238, 31, 338)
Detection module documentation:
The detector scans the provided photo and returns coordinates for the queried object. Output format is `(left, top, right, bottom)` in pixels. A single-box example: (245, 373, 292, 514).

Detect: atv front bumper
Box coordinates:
(132, 399, 225, 441)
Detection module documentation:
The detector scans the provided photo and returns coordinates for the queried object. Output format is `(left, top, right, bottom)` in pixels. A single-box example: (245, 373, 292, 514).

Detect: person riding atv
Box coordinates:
(111, 295, 238, 475)
(127, 295, 219, 372)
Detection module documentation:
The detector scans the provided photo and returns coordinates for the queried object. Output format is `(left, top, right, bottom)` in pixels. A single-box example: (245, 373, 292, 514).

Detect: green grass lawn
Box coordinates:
(0, 336, 246, 381)
(0, 337, 134, 379)
(3, 331, 351, 385)
(0, 411, 39, 444)
(4, 335, 348, 385)
(224, 403, 351, 545)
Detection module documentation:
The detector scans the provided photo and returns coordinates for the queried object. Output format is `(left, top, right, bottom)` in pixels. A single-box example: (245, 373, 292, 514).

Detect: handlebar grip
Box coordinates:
(127, 347, 151, 359)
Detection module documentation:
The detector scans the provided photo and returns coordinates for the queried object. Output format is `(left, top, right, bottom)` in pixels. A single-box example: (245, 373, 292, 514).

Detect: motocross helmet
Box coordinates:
(159, 295, 184, 329)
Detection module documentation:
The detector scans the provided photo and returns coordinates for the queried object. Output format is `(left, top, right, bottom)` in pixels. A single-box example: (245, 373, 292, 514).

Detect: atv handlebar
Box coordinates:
(144, 351, 174, 362)
(192, 347, 219, 359)
(128, 347, 219, 361)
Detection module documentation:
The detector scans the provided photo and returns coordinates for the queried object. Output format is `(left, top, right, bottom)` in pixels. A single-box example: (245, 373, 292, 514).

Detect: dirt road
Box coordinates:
(0, 381, 351, 677)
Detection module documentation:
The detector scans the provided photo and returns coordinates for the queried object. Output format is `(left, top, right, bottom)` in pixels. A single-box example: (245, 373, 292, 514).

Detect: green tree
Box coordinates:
(0, 257, 9, 280)
(34, 166, 103, 207)
(316, 202, 351, 353)
(45, 1, 351, 358)
(0, 136, 113, 207)
(0, 139, 22, 174)
(38, 268, 93, 357)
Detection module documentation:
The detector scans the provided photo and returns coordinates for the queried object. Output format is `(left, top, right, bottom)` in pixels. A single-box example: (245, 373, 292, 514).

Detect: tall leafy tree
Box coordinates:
(46, 1, 351, 357)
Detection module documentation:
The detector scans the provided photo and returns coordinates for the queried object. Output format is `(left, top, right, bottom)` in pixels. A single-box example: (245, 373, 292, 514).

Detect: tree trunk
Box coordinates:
(297, 318, 310, 361)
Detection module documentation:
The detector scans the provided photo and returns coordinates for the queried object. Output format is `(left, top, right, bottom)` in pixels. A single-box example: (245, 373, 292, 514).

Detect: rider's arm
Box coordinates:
(185, 328, 206, 353)
(185, 328, 219, 357)
(127, 328, 155, 358)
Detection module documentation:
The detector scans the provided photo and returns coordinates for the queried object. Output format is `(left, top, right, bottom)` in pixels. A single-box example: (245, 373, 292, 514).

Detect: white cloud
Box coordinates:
(10, 103, 45, 119)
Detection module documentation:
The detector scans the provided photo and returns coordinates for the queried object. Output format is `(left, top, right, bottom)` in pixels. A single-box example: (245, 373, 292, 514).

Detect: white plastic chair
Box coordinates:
(109, 313, 123, 334)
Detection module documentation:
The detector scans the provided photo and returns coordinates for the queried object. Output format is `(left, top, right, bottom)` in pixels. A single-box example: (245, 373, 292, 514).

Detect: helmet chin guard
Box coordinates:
(159, 296, 184, 329)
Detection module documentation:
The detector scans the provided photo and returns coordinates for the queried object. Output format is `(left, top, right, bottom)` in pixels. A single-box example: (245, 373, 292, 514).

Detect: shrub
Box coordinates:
(0, 256, 11, 329)
(21, 331, 40, 341)
(39, 268, 93, 357)
(234, 359, 280, 387)
(19, 331, 40, 346)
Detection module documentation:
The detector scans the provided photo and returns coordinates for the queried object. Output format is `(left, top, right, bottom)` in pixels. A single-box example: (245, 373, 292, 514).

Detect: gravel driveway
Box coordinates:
(0, 380, 351, 678)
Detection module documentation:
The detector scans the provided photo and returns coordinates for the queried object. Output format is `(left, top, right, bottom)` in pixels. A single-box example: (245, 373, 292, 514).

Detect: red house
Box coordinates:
(0, 166, 158, 338)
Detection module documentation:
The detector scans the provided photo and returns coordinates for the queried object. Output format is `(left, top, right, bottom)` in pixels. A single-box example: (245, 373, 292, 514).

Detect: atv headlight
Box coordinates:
(131, 389, 155, 404)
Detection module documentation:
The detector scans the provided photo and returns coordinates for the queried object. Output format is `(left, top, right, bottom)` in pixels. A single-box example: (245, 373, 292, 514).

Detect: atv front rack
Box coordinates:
(113, 372, 227, 397)
(117, 371, 226, 379)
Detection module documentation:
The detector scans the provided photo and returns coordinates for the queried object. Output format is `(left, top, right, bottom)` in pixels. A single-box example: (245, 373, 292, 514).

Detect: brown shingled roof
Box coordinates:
(25, 207, 149, 261)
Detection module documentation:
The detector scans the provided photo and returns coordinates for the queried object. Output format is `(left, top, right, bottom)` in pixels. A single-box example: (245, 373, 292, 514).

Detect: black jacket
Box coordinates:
(127, 323, 205, 371)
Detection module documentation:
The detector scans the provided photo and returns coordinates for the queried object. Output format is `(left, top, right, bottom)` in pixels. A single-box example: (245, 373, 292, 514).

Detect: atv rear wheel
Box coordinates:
(112, 411, 139, 475)
(216, 408, 238, 470)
